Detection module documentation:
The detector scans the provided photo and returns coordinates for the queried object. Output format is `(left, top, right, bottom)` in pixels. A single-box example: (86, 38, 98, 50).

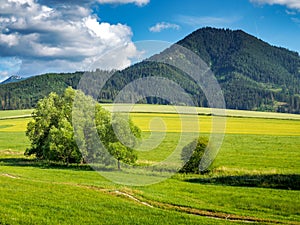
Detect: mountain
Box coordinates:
(100, 27, 300, 113)
(0, 27, 299, 113)
(1, 75, 25, 84)
(177, 28, 300, 112)
(0, 72, 82, 109)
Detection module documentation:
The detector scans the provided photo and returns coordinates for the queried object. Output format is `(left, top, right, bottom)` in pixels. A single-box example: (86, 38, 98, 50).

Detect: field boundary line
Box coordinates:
(0, 115, 32, 120)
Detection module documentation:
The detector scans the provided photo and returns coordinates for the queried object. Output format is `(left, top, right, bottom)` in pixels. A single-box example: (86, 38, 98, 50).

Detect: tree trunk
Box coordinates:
(118, 160, 121, 170)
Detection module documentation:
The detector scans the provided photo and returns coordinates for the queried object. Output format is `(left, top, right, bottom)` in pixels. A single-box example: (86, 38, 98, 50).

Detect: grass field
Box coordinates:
(0, 109, 32, 119)
(103, 104, 300, 120)
(0, 106, 299, 224)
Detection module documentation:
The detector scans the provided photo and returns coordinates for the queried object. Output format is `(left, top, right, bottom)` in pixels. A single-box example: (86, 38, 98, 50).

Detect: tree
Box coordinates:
(180, 137, 208, 173)
(25, 87, 81, 163)
(25, 87, 141, 168)
(25, 92, 63, 159)
(72, 91, 141, 168)
(108, 142, 137, 170)
(48, 118, 81, 165)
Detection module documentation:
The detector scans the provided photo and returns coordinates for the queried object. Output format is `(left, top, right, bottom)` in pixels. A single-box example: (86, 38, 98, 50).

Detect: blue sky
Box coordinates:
(0, 0, 299, 80)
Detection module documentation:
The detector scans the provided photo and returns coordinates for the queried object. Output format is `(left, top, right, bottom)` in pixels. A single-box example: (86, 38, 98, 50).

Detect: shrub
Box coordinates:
(180, 137, 208, 173)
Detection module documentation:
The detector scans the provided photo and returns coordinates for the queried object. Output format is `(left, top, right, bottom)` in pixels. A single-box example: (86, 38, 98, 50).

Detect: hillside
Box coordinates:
(0, 27, 300, 113)
(0, 72, 82, 109)
(101, 28, 300, 113)
(178, 28, 300, 113)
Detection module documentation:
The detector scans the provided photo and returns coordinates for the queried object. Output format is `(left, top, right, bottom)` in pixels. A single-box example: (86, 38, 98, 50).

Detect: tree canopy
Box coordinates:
(25, 87, 141, 168)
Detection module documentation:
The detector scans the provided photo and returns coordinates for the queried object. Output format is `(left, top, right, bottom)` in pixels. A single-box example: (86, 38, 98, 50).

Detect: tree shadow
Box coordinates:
(0, 157, 131, 172)
(186, 174, 300, 190)
(0, 157, 94, 171)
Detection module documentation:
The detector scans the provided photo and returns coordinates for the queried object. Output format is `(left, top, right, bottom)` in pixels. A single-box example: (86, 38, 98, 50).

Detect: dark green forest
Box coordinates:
(178, 27, 300, 113)
(1, 27, 300, 113)
(0, 72, 82, 110)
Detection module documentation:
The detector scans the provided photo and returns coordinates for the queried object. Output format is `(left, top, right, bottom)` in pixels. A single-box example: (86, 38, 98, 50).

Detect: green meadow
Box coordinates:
(0, 109, 32, 119)
(0, 106, 299, 224)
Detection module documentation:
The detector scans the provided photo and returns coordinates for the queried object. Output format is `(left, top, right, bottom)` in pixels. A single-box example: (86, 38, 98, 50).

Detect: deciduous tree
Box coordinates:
(25, 87, 141, 168)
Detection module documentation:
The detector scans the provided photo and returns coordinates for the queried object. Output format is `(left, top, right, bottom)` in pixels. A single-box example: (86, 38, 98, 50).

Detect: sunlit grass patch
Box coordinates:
(0, 109, 32, 119)
(0, 132, 30, 152)
(0, 118, 32, 132)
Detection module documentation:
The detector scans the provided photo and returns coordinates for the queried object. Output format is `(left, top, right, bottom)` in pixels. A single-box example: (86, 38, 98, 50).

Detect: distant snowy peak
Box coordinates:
(1, 75, 25, 84)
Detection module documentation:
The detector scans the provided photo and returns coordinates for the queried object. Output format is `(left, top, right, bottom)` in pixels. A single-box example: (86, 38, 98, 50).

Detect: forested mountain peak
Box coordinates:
(179, 27, 299, 78)
(175, 27, 300, 112)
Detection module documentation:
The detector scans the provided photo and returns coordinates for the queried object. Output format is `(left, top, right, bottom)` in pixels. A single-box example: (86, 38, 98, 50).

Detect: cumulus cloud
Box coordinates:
(250, 0, 300, 10)
(38, 0, 150, 7)
(0, 0, 140, 77)
(149, 22, 180, 33)
(0, 57, 22, 81)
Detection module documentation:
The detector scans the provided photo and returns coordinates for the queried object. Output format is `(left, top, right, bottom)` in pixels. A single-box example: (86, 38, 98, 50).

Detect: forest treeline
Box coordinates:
(0, 27, 299, 113)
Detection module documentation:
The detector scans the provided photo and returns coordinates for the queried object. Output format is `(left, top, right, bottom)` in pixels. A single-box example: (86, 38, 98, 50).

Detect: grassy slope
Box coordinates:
(1, 176, 230, 225)
(0, 106, 299, 224)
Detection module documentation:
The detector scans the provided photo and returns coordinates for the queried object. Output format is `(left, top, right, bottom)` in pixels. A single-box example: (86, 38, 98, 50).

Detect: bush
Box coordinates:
(180, 137, 208, 174)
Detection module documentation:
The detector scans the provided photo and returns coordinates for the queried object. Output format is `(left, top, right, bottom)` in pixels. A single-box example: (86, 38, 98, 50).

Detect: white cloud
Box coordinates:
(37, 0, 150, 7)
(291, 17, 300, 25)
(0, 72, 9, 82)
(0, 0, 140, 76)
(149, 22, 180, 33)
(96, 0, 149, 6)
(0, 33, 19, 47)
(286, 9, 297, 15)
(250, 0, 300, 10)
(0, 57, 22, 80)
(177, 15, 238, 27)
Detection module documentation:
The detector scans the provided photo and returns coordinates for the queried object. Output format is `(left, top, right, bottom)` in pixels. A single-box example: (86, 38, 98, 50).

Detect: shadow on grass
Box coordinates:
(0, 157, 98, 171)
(186, 174, 300, 190)
(0, 157, 142, 172)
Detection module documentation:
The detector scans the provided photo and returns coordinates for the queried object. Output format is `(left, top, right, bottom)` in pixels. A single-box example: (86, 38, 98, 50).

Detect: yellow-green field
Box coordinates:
(131, 113, 300, 136)
(0, 112, 299, 136)
(0, 118, 32, 132)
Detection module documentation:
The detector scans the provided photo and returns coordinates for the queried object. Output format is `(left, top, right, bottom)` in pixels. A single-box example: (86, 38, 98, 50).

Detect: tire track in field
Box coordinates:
(2, 174, 299, 225)
(1, 173, 19, 179)
(110, 189, 288, 224)
(112, 190, 299, 225)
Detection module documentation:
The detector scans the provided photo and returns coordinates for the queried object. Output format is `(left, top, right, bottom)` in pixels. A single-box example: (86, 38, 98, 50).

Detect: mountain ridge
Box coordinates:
(99, 27, 300, 113)
(0, 27, 299, 113)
